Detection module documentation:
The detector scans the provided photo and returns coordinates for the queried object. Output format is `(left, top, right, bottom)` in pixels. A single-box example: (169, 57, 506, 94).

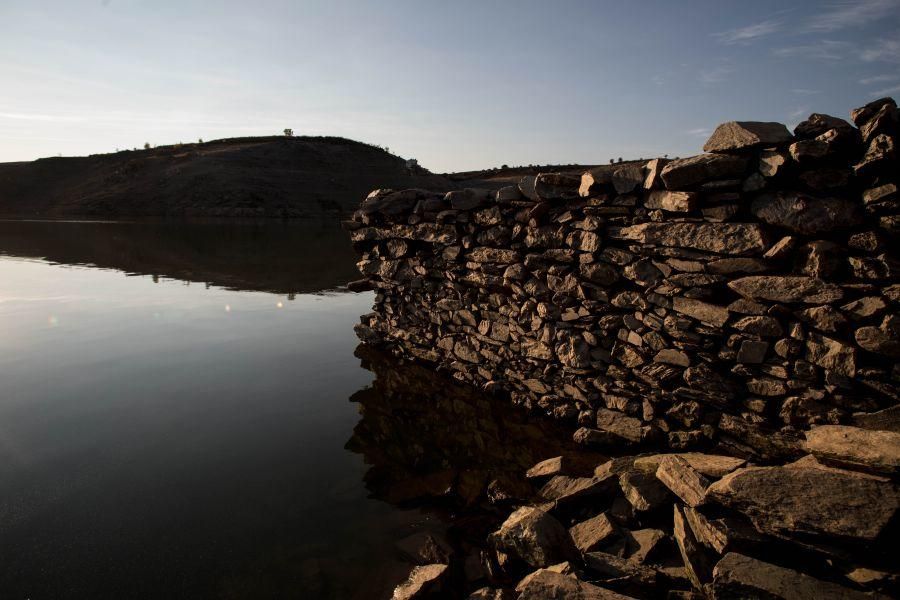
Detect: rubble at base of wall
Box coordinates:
(344, 96, 900, 463)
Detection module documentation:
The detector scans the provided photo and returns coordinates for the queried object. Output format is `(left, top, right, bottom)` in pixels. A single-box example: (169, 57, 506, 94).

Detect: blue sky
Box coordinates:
(1, 0, 899, 171)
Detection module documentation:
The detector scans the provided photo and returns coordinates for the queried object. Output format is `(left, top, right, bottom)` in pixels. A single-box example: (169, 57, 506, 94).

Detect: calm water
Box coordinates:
(0, 220, 576, 599)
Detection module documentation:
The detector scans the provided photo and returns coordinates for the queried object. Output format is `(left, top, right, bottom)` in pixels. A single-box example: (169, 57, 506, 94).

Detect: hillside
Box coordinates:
(0, 137, 453, 218)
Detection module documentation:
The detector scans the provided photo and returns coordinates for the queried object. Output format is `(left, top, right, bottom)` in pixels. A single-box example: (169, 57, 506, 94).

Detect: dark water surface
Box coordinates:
(0, 220, 574, 600)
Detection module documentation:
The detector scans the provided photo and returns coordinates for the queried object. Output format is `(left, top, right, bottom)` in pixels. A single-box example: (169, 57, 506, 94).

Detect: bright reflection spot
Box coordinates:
(48, 315, 58, 326)
(225, 304, 231, 312)
(276, 301, 284, 309)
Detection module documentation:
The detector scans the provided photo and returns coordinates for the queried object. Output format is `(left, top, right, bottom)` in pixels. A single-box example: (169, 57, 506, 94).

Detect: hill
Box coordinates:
(0, 136, 453, 218)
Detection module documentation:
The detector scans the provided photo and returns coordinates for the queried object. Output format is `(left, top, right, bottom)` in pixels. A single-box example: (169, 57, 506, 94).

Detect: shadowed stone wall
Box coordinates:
(345, 97, 899, 462)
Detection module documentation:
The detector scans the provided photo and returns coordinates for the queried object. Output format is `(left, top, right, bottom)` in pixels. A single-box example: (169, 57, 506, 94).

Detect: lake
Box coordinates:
(0, 220, 575, 599)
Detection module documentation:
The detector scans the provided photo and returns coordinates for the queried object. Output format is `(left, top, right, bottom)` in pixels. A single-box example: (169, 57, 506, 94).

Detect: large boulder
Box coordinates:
(750, 192, 861, 234)
(660, 154, 748, 189)
(489, 506, 578, 568)
(804, 425, 900, 475)
(616, 222, 767, 255)
(794, 113, 855, 139)
(703, 121, 793, 153)
(534, 173, 581, 200)
(705, 465, 899, 542)
(712, 552, 872, 600)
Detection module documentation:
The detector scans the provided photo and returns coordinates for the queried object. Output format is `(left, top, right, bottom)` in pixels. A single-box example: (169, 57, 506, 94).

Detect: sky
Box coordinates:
(1, 0, 899, 172)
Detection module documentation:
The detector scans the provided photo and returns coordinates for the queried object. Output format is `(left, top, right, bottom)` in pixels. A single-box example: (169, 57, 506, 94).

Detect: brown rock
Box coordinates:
(654, 348, 690, 367)
(851, 97, 896, 127)
(728, 276, 843, 304)
(580, 167, 613, 197)
(660, 154, 748, 189)
(855, 320, 900, 358)
(596, 409, 642, 443)
(643, 158, 670, 189)
(805, 425, 900, 475)
(656, 455, 710, 507)
(673, 505, 713, 591)
(580, 262, 620, 286)
(732, 315, 783, 337)
(736, 339, 769, 364)
(853, 404, 900, 433)
(534, 173, 581, 200)
(750, 192, 860, 235)
(796, 240, 842, 278)
(682, 507, 765, 554)
(705, 465, 899, 541)
(672, 296, 729, 327)
(540, 474, 617, 505)
(797, 305, 847, 333)
(612, 164, 644, 194)
(712, 552, 871, 600)
(526, 456, 565, 480)
(617, 222, 767, 255)
(569, 512, 620, 553)
(795, 113, 855, 139)
(619, 471, 671, 512)
(392, 564, 449, 600)
(703, 121, 793, 153)
(758, 149, 789, 177)
(515, 569, 636, 600)
(489, 506, 578, 568)
(806, 332, 856, 377)
(644, 190, 698, 212)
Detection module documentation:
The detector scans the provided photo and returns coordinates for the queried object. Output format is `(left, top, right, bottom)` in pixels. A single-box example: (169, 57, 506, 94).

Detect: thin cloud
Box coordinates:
(772, 40, 852, 61)
(713, 19, 782, 45)
(860, 74, 900, 84)
(698, 66, 734, 84)
(804, 0, 899, 33)
(686, 128, 712, 138)
(788, 106, 810, 120)
(861, 37, 900, 63)
(791, 88, 823, 94)
(872, 83, 900, 96)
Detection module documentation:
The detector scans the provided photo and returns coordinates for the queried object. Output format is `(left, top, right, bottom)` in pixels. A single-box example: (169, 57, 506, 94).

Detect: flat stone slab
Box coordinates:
(712, 552, 872, 600)
(727, 276, 843, 304)
(703, 121, 793, 153)
(617, 222, 767, 256)
(633, 453, 746, 478)
(705, 465, 899, 542)
(804, 425, 900, 475)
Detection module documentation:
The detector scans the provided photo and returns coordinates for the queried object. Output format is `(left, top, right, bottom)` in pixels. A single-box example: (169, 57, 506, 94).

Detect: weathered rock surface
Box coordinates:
(392, 564, 449, 600)
(660, 154, 748, 189)
(712, 552, 872, 600)
(703, 121, 793, 153)
(705, 465, 899, 541)
(804, 425, 900, 474)
(727, 276, 843, 304)
(750, 192, 860, 234)
(617, 222, 767, 255)
(515, 568, 637, 599)
(655, 455, 710, 507)
(489, 506, 578, 568)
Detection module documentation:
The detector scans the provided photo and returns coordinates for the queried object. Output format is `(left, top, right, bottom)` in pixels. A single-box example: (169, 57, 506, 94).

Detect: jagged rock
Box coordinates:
(622, 528, 666, 564)
(712, 552, 872, 600)
(851, 97, 896, 127)
(728, 276, 843, 304)
(596, 409, 643, 443)
(489, 506, 578, 568)
(758, 149, 789, 177)
(750, 192, 860, 234)
(535, 173, 581, 200)
(569, 512, 620, 552)
(673, 506, 713, 591)
(540, 474, 617, 506)
(467, 587, 515, 600)
(796, 240, 842, 279)
(654, 348, 690, 367)
(644, 190, 697, 212)
(580, 167, 613, 197)
(526, 456, 566, 480)
(660, 154, 748, 189)
(682, 506, 765, 554)
(633, 453, 746, 479)
(619, 471, 671, 511)
(804, 425, 900, 474)
(518, 175, 539, 201)
(574, 427, 620, 448)
(855, 320, 900, 358)
(583, 551, 658, 588)
(736, 339, 769, 364)
(395, 531, 453, 565)
(612, 164, 644, 194)
(805, 332, 856, 377)
(855, 133, 895, 176)
(672, 296, 729, 327)
(656, 455, 710, 507)
(392, 564, 449, 600)
(853, 404, 900, 433)
(797, 305, 847, 333)
(731, 315, 783, 337)
(617, 222, 767, 255)
(580, 262, 620, 286)
(705, 465, 900, 541)
(794, 113, 855, 139)
(703, 121, 793, 153)
(643, 158, 669, 189)
(516, 568, 637, 599)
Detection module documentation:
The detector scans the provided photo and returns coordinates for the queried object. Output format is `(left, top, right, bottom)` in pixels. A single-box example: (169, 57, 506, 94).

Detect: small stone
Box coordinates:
(644, 190, 698, 212)
(806, 332, 856, 377)
(797, 305, 847, 333)
(805, 425, 900, 475)
(796, 240, 842, 278)
(526, 456, 565, 480)
(703, 121, 793, 153)
(653, 348, 690, 367)
(758, 149, 789, 177)
(763, 235, 797, 259)
(732, 315, 783, 337)
(712, 553, 872, 600)
(656, 455, 711, 507)
(569, 512, 620, 552)
(489, 507, 578, 568)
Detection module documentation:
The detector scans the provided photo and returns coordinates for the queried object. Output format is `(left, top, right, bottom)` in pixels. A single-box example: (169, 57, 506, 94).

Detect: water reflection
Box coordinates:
(0, 219, 360, 294)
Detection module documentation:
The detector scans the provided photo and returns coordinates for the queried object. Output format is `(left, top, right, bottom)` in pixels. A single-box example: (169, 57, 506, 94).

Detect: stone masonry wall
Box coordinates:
(345, 97, 899, 462)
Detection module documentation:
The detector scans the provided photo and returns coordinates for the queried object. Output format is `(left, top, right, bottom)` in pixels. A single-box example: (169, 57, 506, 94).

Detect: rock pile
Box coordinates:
(346, 97, 900, 461)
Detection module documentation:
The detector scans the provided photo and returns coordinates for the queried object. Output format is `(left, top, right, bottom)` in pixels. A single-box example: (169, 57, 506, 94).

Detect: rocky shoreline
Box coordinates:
(345, 97, 899, 598)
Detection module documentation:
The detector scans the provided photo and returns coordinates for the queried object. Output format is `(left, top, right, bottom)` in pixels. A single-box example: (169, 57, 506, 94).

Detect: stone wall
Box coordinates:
(345, 97, 899, 462)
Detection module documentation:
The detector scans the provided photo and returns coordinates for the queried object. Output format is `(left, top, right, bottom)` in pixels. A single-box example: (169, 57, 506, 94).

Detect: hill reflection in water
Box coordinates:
(0, 218, 361, 294)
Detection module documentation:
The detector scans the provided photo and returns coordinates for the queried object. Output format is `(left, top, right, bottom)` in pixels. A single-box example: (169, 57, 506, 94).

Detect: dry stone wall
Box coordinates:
(345, 97, 900, 462)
